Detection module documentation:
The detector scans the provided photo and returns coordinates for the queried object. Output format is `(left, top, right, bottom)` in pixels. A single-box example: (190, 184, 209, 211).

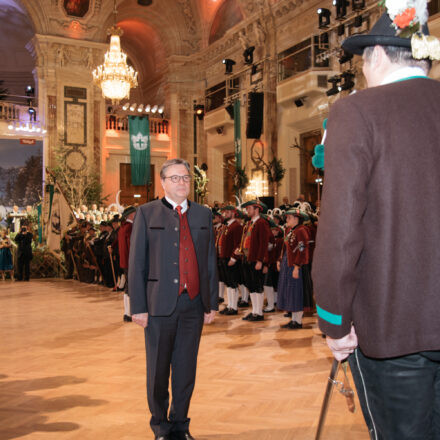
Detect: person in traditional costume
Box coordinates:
(313, 1, 440, 437)
(277, 209, 309, 329)
(0, 229, 14, 281)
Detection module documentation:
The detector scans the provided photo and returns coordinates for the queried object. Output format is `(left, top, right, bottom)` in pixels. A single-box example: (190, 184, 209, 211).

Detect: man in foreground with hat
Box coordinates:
(118, 206, 136, 322)
(313, 2, 440, 438)
(240, 200, 271, 321)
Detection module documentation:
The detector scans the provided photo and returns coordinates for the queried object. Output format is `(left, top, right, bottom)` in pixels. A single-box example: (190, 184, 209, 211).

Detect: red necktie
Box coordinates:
(175, 205, 182, 218)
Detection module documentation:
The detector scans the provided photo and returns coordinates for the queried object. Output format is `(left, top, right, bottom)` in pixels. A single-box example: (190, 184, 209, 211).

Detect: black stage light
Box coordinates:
(340, 72, 355, 91)
(225, 103, 234, 119)
(294, 97, 305, 107)
(326, 76, 341, 96)
(243, 46, 255, 64)
(354, 15, 363, 27)
(352, 0, 365, 11)
(223, 58, 236, 74)
(317, 8, 331, 29)
(137, 0, 153, 5)
(194, 104, 205, 120)
(333, 0, 349, 19)
(339, 49, 353, 64)
(337, 23, 345, 36)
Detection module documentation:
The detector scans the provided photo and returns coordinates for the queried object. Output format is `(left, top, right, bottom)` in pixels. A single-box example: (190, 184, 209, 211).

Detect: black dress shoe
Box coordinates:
(218, 297, 225, 303)
(171, 431, 195, 440)
(123, 315, 132, 322)
(242, 312, 253, 321)
(219, 307, 229, 315)
(224, 308, 238, 315)
(238, 300, 249, 308)
(281, 321, 302, 329)
(263, 308, 275, 313)
(284, 312, 292, 318)
(249, 314, 264, 321)
(155, 435, 171, 440)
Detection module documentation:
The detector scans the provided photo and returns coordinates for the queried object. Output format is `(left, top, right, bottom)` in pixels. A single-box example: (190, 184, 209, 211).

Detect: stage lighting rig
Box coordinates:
(326, 76, 341, 96)
(194, 104, 205, 120)
(339, 71, 355, 91)
(317, 8, 331, 29)
(223, 58, 236, 74)
(243, 46, 255, 65)
(333, 0, 349, 19)
(352, 0, 365, 11)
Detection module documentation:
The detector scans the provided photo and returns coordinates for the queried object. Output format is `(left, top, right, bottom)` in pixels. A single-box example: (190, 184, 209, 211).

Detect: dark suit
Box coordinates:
(14, 231, 33, 281)
(128, 198, 218, 437)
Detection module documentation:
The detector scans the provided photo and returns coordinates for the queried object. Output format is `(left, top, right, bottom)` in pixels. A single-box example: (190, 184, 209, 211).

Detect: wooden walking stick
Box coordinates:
(69, 250, 79, 280)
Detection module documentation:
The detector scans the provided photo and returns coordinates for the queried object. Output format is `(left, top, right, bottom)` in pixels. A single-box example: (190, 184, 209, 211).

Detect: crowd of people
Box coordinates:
(59, 193, 320, 328)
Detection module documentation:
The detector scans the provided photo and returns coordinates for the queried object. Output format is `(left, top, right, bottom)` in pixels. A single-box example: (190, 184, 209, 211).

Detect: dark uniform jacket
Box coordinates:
(312, 78, 440, 359)
(128, 198, 219, 316)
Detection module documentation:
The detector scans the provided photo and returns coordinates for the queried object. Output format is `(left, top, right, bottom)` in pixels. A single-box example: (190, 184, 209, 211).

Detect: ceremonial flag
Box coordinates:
(42, 183, 54, 238)
(129, 115, 151, 185)
(46, 183, 76, 252)
(234, 100, 242, 169)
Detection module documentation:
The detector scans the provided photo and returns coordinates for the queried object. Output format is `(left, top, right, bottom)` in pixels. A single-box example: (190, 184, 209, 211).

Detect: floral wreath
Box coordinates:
(379, 0, 440, 60)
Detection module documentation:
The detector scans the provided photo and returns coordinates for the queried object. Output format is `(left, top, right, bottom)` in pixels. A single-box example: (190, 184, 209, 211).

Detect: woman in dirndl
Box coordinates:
(277, 209, 309, 329)
(0, 229, 14, 281)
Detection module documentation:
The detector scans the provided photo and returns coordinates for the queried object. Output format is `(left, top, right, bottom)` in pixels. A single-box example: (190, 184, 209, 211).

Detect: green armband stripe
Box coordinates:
(317, 305, 342, 325)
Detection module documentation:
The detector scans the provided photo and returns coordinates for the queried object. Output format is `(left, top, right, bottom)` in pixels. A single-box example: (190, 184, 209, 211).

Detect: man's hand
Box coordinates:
(326, 325, 358, 361)
(227, 259, 236, 267)
(262, 266, 268, 274)
(132, 313, 148, 328)
(255, 261, 263, 271)
(277, 261, 281, 271)
(204, 310, 216, 324)
(292, 266, 300, 279)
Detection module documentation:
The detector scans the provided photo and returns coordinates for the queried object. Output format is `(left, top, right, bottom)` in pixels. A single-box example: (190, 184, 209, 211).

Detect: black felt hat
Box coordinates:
(342, 12, 429, 55)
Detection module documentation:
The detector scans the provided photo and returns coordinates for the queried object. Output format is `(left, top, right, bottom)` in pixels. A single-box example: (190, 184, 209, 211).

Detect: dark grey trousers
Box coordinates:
(144, 293, 204, 437)
(349, 348, 440, 440)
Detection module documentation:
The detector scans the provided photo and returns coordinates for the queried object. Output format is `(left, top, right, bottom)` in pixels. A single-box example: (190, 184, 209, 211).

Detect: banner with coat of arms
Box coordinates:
(233, 100, 242, 169)
(129, 116, 151, 186)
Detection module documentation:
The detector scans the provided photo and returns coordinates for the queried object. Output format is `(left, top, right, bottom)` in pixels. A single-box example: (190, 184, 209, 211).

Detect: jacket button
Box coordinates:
(174, 243, 177, 247)
(175, 227, 178, 231)
(173, 279, 178, 283)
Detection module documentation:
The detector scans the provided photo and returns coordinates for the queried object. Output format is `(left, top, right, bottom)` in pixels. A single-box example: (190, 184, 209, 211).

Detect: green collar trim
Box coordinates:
(317, 305, 342, 326)
(393, 75, 428, 83)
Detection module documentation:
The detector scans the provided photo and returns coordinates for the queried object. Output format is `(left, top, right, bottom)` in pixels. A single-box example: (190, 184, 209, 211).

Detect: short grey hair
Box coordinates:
(160, 158, 191, 179)
(363, 45, 431, 74)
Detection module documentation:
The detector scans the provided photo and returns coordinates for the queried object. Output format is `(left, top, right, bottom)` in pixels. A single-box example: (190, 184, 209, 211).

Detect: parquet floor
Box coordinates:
(0, 279, 369, 440)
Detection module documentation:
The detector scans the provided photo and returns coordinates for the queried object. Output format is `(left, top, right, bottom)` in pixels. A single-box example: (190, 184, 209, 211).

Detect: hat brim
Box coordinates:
(342, 34, 411, 55)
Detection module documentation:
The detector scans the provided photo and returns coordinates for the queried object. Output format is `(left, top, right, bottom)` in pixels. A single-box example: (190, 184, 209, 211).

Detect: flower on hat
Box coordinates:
(380, 0, 429, 31)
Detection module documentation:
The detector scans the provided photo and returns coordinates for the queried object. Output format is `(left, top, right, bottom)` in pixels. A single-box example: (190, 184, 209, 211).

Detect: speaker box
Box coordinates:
(246, 92, 264, 139)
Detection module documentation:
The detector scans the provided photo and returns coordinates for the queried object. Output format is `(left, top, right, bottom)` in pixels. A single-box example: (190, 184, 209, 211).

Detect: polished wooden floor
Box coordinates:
(0, 279, 369, 440)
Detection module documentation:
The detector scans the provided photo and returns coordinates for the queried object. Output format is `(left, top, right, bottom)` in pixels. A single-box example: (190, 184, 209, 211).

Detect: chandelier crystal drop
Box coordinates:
(92, 1, 138, 104)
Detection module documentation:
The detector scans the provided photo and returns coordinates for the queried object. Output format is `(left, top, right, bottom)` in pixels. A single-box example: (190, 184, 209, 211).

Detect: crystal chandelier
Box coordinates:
(92, 0, 138, 104)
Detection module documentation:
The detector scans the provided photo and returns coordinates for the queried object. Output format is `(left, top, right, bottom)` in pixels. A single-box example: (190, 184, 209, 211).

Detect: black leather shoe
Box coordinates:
(155, 435, 171, 440)
(123, 315, 132, 322)
(218, 297, 225, 303)
(263, 308, 275, 313)
(242, 312, 253, 321)
(249, 314, 264, 321)
(281, 321, 302, 329)
(284, 312, 292, 318)
(224, 308, 238, 315)
(238, 300, 249, 308)
(219, 307, 229, 315)
(171, 431, 195, 440)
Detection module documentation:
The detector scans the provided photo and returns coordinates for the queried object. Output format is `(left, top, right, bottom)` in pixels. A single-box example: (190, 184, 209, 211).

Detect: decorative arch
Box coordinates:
(208, 0, 244, 45)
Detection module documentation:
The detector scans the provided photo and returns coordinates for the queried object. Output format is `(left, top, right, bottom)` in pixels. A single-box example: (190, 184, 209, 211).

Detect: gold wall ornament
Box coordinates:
(92, 1, 138, 104)
(411, 33, 440, 61)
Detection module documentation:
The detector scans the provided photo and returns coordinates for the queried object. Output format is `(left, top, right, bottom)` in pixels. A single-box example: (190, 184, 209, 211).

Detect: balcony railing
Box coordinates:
(105, 115, 169, 135)
(0, 101, 39, 123)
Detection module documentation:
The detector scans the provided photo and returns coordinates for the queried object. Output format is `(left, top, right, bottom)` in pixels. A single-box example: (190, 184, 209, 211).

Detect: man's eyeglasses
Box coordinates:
(164, 175, 192, 183)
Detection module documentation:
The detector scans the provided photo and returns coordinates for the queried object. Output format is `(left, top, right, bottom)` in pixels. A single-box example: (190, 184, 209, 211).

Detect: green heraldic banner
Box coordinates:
(234, 100, 241, 169)
(129, 116, 151, 186)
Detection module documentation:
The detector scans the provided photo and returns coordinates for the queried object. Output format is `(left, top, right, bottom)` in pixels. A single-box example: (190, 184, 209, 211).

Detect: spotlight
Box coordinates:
(129, 103, 137, 111)
(8, 124, 13, 130)
(326, 76, 341, 96)
(339, 49, 353, 64)
(337, 23, 345, 36)
(225, 103, 234, 119)
(158, 106, 164, 114)
(339, 72, 355, 91)
(317, 8, 331, 29)
(352, 0, 365, 11)
(28, 107, 36, 115)
(354, 15, 363, 27)
(151, 105, 158, 113)
(145, 104, 151, 113)
(243, 46, 255, 64)
(222, 58, 236, 74)
(137, 104, 144, 112)
(25, 85, 34, 95)
(122, 103, 129, 111)
(194, 104, 205, 120)
(294, 97, 306, 107)
(333, 0, 349, 19)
